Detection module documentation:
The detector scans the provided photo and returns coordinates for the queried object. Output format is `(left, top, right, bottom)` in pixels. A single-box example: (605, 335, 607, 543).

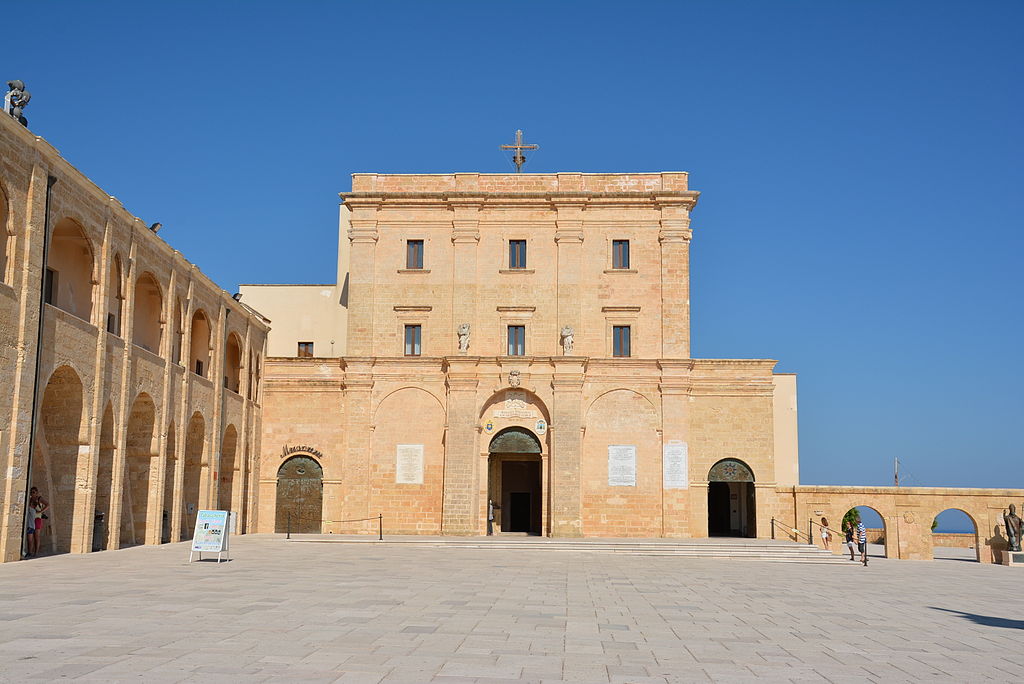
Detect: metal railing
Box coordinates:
(770, 517, 813, 544)
(287, 512, 383, 541)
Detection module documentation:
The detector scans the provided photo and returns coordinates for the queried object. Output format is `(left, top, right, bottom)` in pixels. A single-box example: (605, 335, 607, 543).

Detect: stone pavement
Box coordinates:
(0, 535, 1020, 683)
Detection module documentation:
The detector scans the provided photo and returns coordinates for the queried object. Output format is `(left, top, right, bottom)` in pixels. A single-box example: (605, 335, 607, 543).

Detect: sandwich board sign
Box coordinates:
(189, 510, 230, 563)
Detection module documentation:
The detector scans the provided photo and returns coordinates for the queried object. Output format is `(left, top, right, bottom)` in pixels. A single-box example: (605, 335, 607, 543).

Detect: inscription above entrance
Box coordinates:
(281, 444, 325, 460)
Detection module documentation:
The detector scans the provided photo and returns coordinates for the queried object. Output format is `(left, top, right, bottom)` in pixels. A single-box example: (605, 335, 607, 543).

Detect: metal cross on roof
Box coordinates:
(500, 129, 539, 173)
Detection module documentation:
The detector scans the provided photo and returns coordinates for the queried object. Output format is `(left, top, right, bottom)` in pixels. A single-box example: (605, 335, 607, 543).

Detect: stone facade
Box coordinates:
(245, 172, 802, 539)
(0, 113, 268, 563)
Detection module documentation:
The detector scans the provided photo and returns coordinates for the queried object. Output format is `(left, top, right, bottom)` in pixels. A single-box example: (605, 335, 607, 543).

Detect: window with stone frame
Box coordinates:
(507, 325, 526, 356)
(404, 325, 422, 356)
(406, 239, 424, 269)
(297, 341, 314, 358)
(508, 240, 527, 269)
(612, 240, 630, 269)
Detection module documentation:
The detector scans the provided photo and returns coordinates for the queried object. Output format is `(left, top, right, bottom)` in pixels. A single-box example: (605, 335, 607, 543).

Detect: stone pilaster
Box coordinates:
(550, 357, 585, 537)
(450, 195, 480, 356)
(442, 357, 480, 534)
(341, 359, 373, 521)
(346, 204, 378, 356)
(658, 201, 693, 359)
(555, 199, 584, 357)
(659, 360, 691, 537)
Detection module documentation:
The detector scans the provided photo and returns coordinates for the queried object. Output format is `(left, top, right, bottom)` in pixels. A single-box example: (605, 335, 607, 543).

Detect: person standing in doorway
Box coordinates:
(487, 499, 500, 536)
(843, 521, 856, 561)
(857, 518, 868, 566)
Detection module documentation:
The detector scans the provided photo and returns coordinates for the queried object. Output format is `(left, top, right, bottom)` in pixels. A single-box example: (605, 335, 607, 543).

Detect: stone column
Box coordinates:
(550, 358, 585, 537)
(658, 202, 692, 359)
(442, 358, 480, 535)
(659, 360, 690, 537)
(346, 204, 378, 356)
(108, 231, 138, 550)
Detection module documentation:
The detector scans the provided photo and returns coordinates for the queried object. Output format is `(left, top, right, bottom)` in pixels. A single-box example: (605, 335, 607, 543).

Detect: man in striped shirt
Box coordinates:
(856, 520, 868, 566)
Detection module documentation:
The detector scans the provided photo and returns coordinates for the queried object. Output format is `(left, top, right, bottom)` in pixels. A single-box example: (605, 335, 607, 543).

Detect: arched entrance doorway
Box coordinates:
(707, 459, 755, 537)
(488, 428, 542, 535)
(275, 455, 323, 534)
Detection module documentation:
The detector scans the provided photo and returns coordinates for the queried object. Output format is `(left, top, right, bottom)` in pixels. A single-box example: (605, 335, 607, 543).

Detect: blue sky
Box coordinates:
(8, 2, 1022, 497)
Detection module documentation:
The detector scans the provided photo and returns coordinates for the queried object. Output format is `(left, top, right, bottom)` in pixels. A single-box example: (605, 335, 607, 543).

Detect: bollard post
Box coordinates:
(378, 513, 383, 541)
(287, 511, 291, 540)
(771, 517, 775, 540)
(808, 519, 813, 545)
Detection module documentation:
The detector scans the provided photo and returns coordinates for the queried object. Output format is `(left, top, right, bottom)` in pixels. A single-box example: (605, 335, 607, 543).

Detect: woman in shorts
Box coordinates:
(820, 516, 832, 550)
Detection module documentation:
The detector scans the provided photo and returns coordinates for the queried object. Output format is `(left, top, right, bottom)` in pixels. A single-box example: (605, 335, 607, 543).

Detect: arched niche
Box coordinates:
(189, 310, 211, 377)
(132, 272, 163, 353)
(47, 218, 95, 322)
(224, 333, 242, 393)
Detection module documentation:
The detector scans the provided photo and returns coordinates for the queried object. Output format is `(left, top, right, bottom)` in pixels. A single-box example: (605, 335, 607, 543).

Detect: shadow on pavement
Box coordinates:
(932, 607, 1024, 630)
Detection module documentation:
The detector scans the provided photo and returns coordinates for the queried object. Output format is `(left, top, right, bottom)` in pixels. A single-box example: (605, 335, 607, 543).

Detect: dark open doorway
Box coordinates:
(707, 459, 756, 538)
(487, 427, 543, 535)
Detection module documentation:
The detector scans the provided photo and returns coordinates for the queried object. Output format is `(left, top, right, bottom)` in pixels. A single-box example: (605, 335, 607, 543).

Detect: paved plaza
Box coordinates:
(0, 535, 1020, 683)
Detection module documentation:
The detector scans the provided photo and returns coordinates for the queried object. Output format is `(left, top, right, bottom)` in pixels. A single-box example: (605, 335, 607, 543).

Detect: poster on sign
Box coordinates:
(189, 510, 230, 563)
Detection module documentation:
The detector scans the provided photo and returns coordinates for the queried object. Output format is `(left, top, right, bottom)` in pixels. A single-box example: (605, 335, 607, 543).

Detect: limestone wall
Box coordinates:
(0, 113, 268, 562)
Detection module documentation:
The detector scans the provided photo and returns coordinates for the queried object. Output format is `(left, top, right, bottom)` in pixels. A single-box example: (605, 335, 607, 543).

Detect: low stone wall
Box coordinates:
(932, 532, 977, 549)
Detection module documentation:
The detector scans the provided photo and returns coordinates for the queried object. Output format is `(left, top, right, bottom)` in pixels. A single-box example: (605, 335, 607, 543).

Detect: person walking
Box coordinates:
(843, 521, 856, 561)
(819, 517, 832, 550)
(486, 499, 500, 536)
(856, 518, 868, 566)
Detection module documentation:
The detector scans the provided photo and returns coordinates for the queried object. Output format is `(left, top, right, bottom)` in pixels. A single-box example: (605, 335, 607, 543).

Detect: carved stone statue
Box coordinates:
(560, 325, 574, 355)
(508, 369, 521, 388)
(457, 323, 470, 353)
(1004, 504, 1022, 552)
(4, 80, 30, 127)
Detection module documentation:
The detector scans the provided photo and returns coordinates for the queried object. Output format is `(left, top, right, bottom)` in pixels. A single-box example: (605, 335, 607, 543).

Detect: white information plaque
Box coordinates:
(608, 445, 637, 487)
(395, 444, 424, 484)
(663, 440, 688, 489)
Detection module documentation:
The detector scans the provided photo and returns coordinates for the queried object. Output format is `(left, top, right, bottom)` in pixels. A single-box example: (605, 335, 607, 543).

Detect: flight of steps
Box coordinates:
(287, 535, 849, 563)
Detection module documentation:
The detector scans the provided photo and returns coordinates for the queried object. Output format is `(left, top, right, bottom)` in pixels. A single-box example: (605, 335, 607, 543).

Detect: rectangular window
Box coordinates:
(509, 240, 527, 269)
(406, 240, 424, 269)
(44, 268, 57, 304)
(507, 325, 526, 356)
(613, 325, 631, 357)
(194, 360, 204, 377)
(106, 313, 119, 335)
(404, 325, 422, 356)
(612, 240, 630, 269)
(297, 342, 314, 358)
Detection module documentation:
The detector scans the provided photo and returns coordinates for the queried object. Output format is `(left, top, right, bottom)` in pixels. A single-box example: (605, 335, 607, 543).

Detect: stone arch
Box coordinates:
(373, 385, 446, 423)
(488, 427, 541, 454)
(189, 309, 211, 377)
(842, 505, 889, 558)
(132, 271, 163, 353)
(584, 387, 658, 423)
(47, 217, 95, 322)
(582, 388, 661, 537)
(181, 411, 206, 538)
(94, 401, 116, 551)
(218, 424, 238, 512)
(162, 420, 176, 543)
(224, 332, 242, 393)
(707, 458, 756, 482)
(370, 387, 446, 534)
(34, 364, 89, 555)
(931, 507, 980, 562)
(122, 392, 157, 546)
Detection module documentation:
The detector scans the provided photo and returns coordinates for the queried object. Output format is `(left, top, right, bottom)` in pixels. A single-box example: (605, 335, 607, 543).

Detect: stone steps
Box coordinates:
(285, 536, 849, 563)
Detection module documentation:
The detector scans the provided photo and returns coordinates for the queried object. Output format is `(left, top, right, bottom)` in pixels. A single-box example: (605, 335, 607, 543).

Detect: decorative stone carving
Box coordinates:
(707, 459, 754, 483)
(1004, 504, 1022, 552)
(508, 369, 521, 388)
(457, 323, 470, 353)
(560, 325, 574, 355)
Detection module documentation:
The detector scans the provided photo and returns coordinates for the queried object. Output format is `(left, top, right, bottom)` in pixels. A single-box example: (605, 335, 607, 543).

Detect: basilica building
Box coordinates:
(241, 172, 800, 538)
